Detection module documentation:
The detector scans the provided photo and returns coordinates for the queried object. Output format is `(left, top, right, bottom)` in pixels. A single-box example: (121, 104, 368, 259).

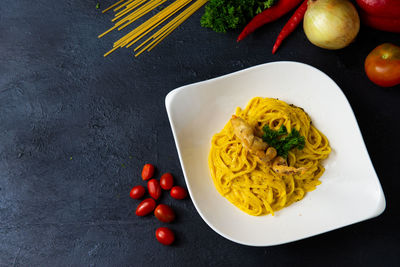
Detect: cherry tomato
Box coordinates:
(141, 163, 155, 181)
(135, 198, 156, 216)
(170, 186, 187, 200)
(129, 185, 145, 199)
(160, 173, 174, 190)
(365, 43, 400, 87)
(147, 179, 162, 200)
(154, 204, 175, 223)
(155, 227, 175, 245)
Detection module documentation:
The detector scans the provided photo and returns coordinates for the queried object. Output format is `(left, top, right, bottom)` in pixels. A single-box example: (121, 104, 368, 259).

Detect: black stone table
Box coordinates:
(1, 0, 399, 266)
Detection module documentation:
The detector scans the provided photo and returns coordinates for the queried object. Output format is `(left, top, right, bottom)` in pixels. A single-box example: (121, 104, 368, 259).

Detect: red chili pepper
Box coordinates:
(272, 0, 308, 54)
(360, 10, 400, 33)
(237, 0, 303, 42)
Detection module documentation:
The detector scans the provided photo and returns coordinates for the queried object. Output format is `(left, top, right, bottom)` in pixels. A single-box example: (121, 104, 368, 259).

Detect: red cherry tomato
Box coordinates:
(160, 173, 174, 190)
(129, 185, 145, 199)
(365, 43, 400, 87)
(147, 179, 162, 200)
(155, 227, 175, 245)
(135, 198, 156, 216)
(154, 204, 175, 223)
(170, 186, 187, 200)
(141, 163, 155, 181)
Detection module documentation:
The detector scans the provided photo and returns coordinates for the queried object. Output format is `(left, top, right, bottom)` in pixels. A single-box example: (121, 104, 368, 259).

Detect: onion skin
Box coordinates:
(303, 0, 360, 50)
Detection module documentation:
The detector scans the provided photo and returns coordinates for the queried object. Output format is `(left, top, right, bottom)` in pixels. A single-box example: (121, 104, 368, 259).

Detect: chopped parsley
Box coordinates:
(262, 125, 305, 159)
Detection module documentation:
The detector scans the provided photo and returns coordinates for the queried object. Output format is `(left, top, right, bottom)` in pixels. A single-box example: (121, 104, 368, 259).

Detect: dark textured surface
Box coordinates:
(1, 0, 399, 266)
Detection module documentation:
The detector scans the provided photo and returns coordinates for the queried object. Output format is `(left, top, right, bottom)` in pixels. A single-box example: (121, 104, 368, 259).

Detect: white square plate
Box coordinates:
(165, 61, 385, 246)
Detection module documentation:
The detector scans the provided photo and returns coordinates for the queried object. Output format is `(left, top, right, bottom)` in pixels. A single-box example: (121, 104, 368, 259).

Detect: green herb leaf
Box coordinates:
(262, 125, 305, 159)
(96, 3, 100, 9)
(263, 0, 275, 9)
(201, 0, 276, 33)
(276, 125, 288, 136)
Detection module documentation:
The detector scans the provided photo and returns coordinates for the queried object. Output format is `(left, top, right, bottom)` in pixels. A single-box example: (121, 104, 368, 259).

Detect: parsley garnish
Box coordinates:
(262, 125, 305, 159)
(200, 0, 276, 33)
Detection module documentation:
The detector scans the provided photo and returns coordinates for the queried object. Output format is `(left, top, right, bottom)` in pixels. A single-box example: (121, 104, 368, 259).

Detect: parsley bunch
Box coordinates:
(262, 125, 305, 159)
(200, 0, 276, 33)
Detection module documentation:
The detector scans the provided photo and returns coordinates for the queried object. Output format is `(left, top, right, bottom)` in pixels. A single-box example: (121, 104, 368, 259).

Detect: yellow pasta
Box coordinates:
(99, 0, 207, 57)
(102, 0, 127, 13)
(208, 97, 331, 216)
(134, 0, 207, 56)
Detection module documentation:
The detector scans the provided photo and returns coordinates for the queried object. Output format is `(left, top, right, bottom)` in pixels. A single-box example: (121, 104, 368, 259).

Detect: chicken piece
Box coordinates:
(272, 156, 307, 175)
(230, 116, 277, 163)
(230, 115, 307, 175)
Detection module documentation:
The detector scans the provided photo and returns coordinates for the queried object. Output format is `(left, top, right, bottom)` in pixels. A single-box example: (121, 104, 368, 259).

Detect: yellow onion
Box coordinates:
(303, 0, 360, 50)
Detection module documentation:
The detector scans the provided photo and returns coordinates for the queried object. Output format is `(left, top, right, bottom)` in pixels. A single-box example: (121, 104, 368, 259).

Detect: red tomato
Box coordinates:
(141, 164, 155, 181)
(135, 198, 156, 216)
(160, 173, 174, 190)
(154, 204, 175, 223)
(355, 0, 400, 18)
(170, 186, 187, 200)
(155, 227, 175, 245)
(365, 43, 400, 87)
(147, 179, 162, 200)
(129, 185, 145, 199)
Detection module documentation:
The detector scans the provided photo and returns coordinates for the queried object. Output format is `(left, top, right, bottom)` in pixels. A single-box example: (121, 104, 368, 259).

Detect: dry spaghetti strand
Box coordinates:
(134, 0, 207, 56)
(102, 0, 127, 13)
(99, 0, 207, 57)
(114, 0, 191, 48)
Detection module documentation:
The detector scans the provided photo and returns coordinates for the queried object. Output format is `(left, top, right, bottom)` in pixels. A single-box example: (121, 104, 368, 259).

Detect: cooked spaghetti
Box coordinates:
(208, 97, 331, 216)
